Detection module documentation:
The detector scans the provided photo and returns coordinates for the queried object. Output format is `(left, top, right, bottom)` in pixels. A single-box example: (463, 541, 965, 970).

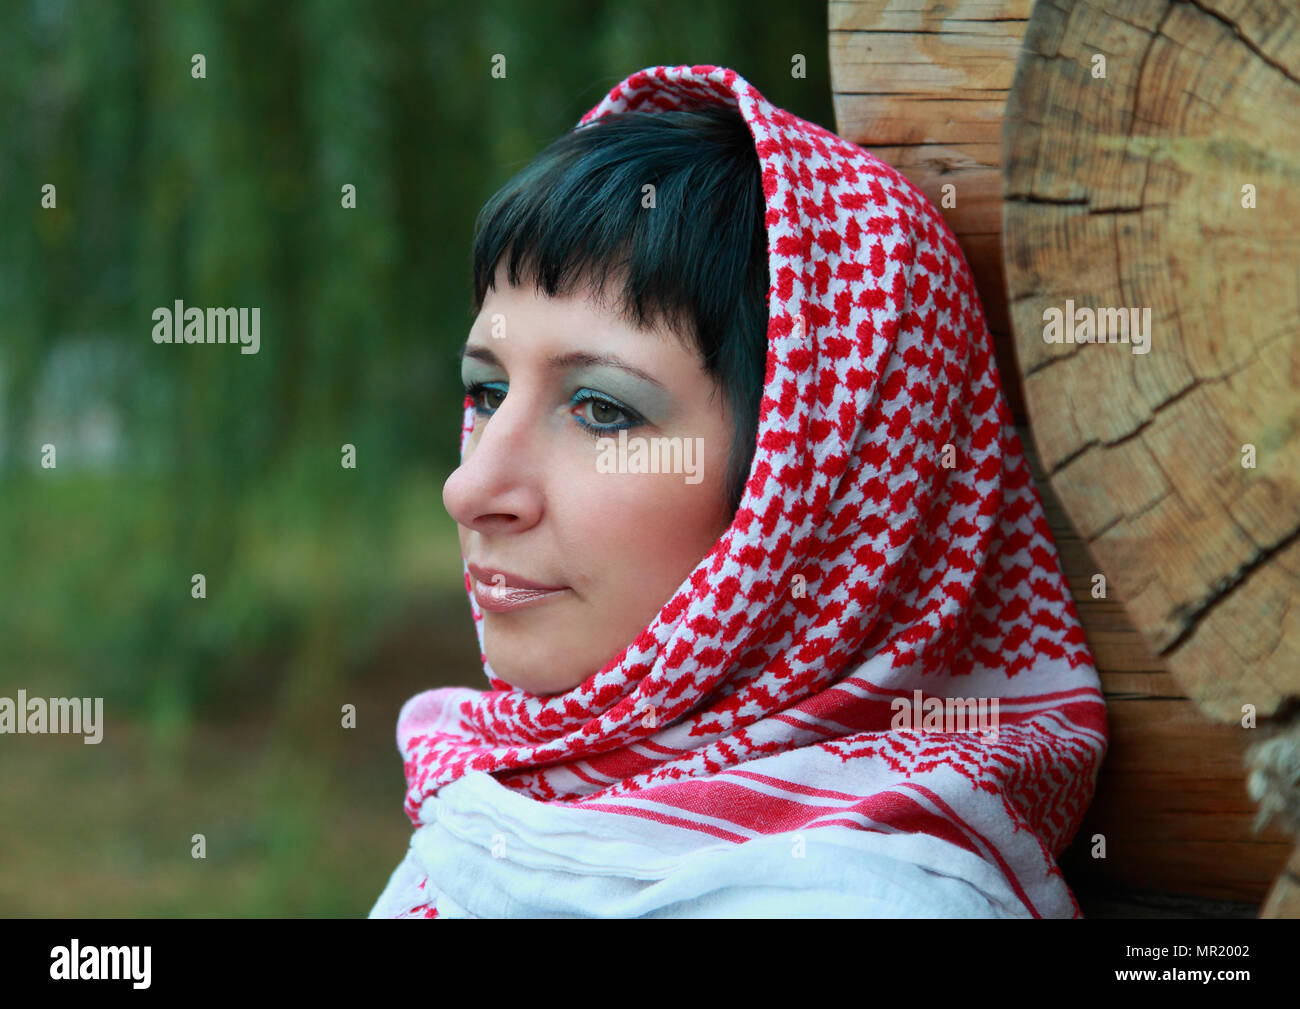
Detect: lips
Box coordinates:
(466, 563, 566, 592)
(467, 562, 569, 614)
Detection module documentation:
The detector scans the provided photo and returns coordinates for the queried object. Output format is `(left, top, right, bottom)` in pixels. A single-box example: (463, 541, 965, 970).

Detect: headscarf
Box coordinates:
(370, 64, 1108, 919)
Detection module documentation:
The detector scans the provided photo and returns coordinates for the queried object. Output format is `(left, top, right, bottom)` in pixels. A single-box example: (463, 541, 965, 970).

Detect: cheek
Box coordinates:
(555, 446, 731, 603)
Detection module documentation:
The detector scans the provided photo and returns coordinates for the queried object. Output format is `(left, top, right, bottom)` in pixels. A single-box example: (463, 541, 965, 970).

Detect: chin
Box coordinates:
(489, 656, 584, 696)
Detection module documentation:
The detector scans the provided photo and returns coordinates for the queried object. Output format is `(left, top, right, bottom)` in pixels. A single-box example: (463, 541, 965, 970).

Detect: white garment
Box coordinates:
(369, 769, 1029, 918)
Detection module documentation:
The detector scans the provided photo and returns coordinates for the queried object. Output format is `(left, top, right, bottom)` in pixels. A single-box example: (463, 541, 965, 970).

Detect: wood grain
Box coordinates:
(1001, 0, 1300, 725)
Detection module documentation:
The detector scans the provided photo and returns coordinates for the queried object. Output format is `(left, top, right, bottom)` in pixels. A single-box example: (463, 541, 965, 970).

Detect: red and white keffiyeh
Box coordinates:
(373, 64, 1108, 919)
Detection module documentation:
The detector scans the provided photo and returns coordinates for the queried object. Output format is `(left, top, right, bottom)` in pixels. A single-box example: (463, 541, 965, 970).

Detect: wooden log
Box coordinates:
(1001, 0, 1300, 913)
(831, 0, 1298, 907)
(1001, 0, 1300, 725)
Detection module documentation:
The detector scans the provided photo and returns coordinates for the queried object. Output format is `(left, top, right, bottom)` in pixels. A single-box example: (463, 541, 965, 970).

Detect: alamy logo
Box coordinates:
(595, 429, 704, 484)
(50, 940, 150, 989)
(151, 299, 260, 354)
(890, 689, 1000, 741)
(0, 690, 103, 743)
(1042, 299, 1150, 355)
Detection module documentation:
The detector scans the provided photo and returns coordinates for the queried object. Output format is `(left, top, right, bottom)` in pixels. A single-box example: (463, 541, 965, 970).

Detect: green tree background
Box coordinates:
(0, 0, 834, 915)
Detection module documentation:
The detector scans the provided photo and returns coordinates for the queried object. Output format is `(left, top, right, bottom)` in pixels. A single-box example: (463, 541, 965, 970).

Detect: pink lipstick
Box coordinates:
(468, 563, 569, 613)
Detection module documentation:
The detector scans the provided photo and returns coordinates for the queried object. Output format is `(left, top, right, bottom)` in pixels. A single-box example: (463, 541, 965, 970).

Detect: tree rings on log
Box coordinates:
(1001, 0, 1300, 724)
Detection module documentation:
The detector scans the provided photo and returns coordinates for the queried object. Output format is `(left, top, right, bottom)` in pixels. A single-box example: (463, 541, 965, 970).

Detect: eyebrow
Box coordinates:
(458, 342, 666, 389)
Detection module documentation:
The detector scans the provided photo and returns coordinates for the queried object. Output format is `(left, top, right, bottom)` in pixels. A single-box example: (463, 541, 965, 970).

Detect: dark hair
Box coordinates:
(469, 102, 769, 518)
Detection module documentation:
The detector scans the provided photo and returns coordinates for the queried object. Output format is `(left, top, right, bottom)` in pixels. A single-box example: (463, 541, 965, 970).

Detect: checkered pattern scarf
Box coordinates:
(382, 64, 1108, 918)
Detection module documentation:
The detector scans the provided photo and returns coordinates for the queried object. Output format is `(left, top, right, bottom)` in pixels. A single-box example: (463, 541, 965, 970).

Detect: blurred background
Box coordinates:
(0, 0, 833, 915)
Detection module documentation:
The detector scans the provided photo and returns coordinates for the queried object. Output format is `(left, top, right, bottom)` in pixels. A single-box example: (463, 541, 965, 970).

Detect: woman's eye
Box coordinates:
(573, 392, 640, 431)
(581, 398, 627, 425)
(464, 383, 505, 413)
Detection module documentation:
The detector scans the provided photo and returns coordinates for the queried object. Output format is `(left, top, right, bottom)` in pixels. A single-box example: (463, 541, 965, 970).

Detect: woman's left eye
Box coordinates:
(571, 390, 642, 436)
(574, 394, 633, 428)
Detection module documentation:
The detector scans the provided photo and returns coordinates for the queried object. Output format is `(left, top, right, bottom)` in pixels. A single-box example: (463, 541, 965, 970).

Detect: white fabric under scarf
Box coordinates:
(370, 757, 1037, 918)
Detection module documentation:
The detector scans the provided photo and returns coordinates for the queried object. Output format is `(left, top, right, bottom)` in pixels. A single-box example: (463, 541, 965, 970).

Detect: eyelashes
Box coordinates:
(461, 381, 643, 438)
(462, 381, 504, 415)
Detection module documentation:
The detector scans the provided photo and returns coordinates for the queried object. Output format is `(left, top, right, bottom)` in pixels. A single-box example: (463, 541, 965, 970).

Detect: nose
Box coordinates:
(442, 392, 545, 535)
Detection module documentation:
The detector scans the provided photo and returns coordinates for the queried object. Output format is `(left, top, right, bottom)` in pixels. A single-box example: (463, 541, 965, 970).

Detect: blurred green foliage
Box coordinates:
(1, 0, 833, 717)
(0, 0, 833, 914)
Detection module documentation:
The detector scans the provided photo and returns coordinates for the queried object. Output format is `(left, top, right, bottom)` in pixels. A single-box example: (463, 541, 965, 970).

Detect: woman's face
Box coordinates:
(442, 263, 738, 696)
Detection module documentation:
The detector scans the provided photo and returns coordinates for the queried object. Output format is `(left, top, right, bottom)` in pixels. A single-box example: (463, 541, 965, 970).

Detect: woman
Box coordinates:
(369, 64, 1108, 918)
